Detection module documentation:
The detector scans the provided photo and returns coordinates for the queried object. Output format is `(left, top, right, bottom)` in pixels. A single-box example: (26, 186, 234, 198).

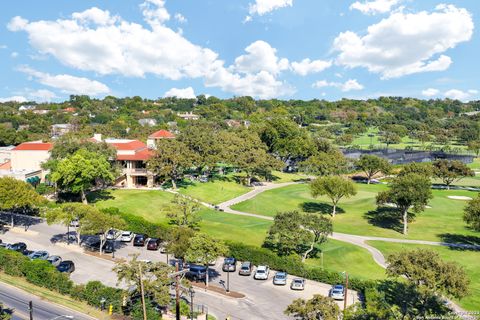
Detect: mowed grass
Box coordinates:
(366, 241, 480, 310)
(179, 178, 250, 205)
(232, 183, 480, 242)
(306, 239, 386, 281)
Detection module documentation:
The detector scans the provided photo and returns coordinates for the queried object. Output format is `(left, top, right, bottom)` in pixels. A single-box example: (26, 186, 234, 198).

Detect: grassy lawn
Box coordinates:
(232, 183, 480, 242)
(366, 241, 480, 310)
(0, 273, 108, 319)
(306, 239, 386, 281)
(179, 178, 250, 205)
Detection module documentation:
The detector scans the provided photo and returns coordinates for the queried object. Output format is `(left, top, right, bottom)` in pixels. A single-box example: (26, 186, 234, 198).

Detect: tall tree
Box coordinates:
(51, 149, 114, 203)
(264, 211, 311, 256)
(81, 208, 125, 254)
(299, 150, 347, 176)
(356, 155, 391, 184)
(467, 140, 480, 157)
(379, 131, 401, 149)
(463, 195, 480, 231)
(377, 173, 432, 235)
(301, 213, 333, 262)
(165, 226, 195, 260)
(284, 295, 340, 320)
(185, 234, 227, 287)
(432, 160, 475, 190)
(398, 162, 433, 178)
(147, 139, 195, 189)
(0, 177, 46, 226)
(164, 194, 201, 228)
(310, 176, 357, 217)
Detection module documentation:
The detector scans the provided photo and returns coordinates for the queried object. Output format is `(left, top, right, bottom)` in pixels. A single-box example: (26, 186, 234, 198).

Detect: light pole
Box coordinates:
(100, 297, 106, 311)
(343, 272, 349, 313)
(188, 287, 195, 320)
(226, 269, 230, 293)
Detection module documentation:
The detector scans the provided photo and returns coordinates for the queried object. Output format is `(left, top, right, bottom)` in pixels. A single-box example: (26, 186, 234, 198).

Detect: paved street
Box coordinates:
(0, 219, 358, 320)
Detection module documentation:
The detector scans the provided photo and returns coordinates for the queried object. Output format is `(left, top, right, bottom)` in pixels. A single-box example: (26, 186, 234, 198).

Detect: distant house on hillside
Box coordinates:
(147, 130, 175, 149)
(19, 105, 35, 112)
(51, 124, 73, 138)
(177, 112, 200, 120)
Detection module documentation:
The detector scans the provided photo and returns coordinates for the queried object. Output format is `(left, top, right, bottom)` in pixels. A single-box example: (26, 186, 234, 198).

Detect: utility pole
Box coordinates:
(138, 264, 147, 320)
(175, 261, 180, 320)
(29, 301, 33, 320)
(226, 270, 230, 293)
(343, 272, 349, 312)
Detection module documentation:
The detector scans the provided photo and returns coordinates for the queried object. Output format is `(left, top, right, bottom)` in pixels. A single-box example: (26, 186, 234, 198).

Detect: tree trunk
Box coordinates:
(367, 176, 371, 184)
(100, 234, 104, 255)
(403, 209, 408, 235)
(77, 228, 81, 246)
(81, 189, 88, 204)
(205, 263, 209, 288)
(10, 213, 14, 228)
(302, 242, 315, 262)
(332, 203, 337, 217)
(171, 178, 177, 190)
(246, 175, 251, 186)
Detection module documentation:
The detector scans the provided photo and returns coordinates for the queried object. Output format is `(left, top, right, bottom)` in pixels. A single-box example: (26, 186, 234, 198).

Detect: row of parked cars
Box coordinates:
(0, 240, 75, 273)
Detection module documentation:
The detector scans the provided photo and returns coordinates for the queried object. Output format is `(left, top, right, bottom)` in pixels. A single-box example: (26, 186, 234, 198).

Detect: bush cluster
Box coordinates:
(0, 248, 123, 313)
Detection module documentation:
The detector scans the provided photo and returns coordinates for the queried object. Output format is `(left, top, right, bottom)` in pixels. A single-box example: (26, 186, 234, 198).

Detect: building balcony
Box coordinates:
(122, 168, 151, 176)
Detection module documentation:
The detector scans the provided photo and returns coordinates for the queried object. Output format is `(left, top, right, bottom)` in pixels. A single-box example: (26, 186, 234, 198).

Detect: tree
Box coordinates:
(398, 162, 433, 178)
(379, 131, 401, 149)
(386, 249, 469, 300)
(165, 226, 195, 260)
(45, 203, 96, 245)
(299, 150, 347, 176)
(185, 234, 227, 287)
(301, 213, 332, 262)
(114, 254, 173, 308)
(164, 194, 201, 228)
(432, 160, 475, 189)
(147, 139, 196, 189)
(377, 173, 432, 235)
(464, 195, 480, 231)
(51, 149, 114, 203)
(356, 155, 391, 184)
(264, 211, 311, 256)
(0, 177, 46, 226)
(310, 176, 357, 217)
(81, 208, 125, 254)
(284, 295, 340, 320)
(467, 140, 480, 157)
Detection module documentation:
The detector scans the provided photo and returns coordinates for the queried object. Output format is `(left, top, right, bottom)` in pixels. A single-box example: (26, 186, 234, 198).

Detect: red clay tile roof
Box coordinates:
(116, 149, 153, 161)
(148, 130, 175, 139)
(109, 140, 147, 151)
(0, 161, 11, 170)
(13, 142, 53, 151)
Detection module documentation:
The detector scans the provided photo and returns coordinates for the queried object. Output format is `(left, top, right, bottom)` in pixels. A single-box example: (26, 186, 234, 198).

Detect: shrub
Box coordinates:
(0, 248, 29, 277)
(80, 281, 123, 312)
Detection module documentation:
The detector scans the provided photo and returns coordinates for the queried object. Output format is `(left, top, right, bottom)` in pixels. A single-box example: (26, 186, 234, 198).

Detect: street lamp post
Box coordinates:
(188, 287, 195, 320)
(100, 297, 106, 311)
(226, 270, 230, 293)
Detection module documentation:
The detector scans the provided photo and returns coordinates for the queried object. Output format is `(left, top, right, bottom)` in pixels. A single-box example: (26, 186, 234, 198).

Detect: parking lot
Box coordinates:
(0, 219, 358, 320)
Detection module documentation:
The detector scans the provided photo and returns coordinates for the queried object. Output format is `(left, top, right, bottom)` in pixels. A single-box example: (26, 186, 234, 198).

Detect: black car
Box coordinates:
(147, 238, 161, 250)
(7, 242, 27, 252)
(133, 234, 148, 247)
(186, 265, 207, 282)
(57, 261, 75, 273)
(103, 240, 115, 253)
(222, 257, 237, 272)
(22, 249, 34, 256)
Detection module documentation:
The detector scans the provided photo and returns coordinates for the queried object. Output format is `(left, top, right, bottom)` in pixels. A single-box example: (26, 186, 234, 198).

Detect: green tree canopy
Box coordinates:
(356, 155, 391, 184)
(165, 226, 195, 260)
(310, 176, 357, 217)
(163, 194, 201, 228)
(463, 195, 480, 231)
(299, 150, 347, 176)
(284, 295, 340, 320)
(432, 159, 475, 189)
(81, 207, 125, 254)
(398, 162, 433, 178)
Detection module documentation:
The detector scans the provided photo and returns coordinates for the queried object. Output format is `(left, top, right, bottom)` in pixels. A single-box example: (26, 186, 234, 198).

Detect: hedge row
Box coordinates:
(0, 248, 123, 312)
(226, 241, 377, 293)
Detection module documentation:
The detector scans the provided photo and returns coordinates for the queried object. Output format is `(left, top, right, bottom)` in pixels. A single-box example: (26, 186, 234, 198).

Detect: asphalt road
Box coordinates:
(0, 281, 95, 320)
(0, 219, 358, 320)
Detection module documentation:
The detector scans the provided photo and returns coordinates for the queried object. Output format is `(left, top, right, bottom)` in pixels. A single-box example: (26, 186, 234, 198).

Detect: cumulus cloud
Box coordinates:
(334, 4, 474, 79)
(174, 13, 187, 23)
(349, 0, 400, 15)
(291, 58, 332, 76)
(0, 96, 28, 103)
(164, 87, 196, 99)
(28, 89, 57, 102)
(422, 88, 440, 97)
(248, 0, 293, 16)
(8, 2, 294, 99)
(19, 66, 110, 95)
(312, 79, 364, 92)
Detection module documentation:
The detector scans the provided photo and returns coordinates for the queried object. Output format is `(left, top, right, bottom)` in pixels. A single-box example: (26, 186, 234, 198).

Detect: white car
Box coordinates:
(106, 229, 121, 240)
(254, 265, 270, 280)
(28, 251, 49, 260)
(47, 255, 62, 267)
(330, 285, 345, 300)
(120, 231, 134, 242)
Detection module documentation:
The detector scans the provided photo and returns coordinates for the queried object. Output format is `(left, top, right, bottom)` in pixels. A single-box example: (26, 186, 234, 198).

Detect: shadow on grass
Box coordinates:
(87, 189, 114, 203)
(438, 233, 480, 251)
(300, 202, 345, 215)
(364, 207, 407, 234)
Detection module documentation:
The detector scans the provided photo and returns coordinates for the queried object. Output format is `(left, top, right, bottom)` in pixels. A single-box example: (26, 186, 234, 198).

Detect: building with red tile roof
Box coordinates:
(147, 130, 175, 149)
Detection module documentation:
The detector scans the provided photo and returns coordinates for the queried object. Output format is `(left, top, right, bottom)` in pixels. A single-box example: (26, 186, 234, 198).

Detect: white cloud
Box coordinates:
(174, 13, 187, 23)
(422, 88, 440, 97)
(232, 40, 289, 75)
(10, 52, 18, 58)
(468, 89, 478, 95)
(164, 87, 196, 99)
(350, 0, 401, 15)
(312, 79, 364, 92)
(334, 4, 474, 79)
(246, 0, 293, 20)
(28, 89, 57, 102)
(291, 58, 332, 76)
(9, 2, 293, 99)
(0, 96, 28, 103)
(444, 89, 476, 101)
(19, 66, 110, 95)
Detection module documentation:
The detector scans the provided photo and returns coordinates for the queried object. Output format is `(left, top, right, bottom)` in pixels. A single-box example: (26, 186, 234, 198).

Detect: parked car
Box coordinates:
(47, 255, 62, 267)
(57, 260, 75, 273)
(147, 238, 161, 251)
(238, 261, 253, 276)
(103, 240, 115, 253)
(22, 249, 33, 256)
(133, 234, 148, 246)
(254, 265, 270, 280)
(106, 229, 121, 240)
(222, 257, 237, 272)
(28, 251, 49, 260)
(120, 231, 134, 242)
(273, 271, 288, 285)
(290, 278, 306, 290)
(330, 285, 345, 300)
(186, 265, 207, 282)
(6, 242, 27, 252)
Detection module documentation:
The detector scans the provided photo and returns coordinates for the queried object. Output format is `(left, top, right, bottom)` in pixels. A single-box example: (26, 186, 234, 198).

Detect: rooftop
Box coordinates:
(13, 142, 53, 151)
(148, 129, 175, 139)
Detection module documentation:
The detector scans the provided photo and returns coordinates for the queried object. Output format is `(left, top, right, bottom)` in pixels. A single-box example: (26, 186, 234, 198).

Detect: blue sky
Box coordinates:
(0, 0, 479, 102)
